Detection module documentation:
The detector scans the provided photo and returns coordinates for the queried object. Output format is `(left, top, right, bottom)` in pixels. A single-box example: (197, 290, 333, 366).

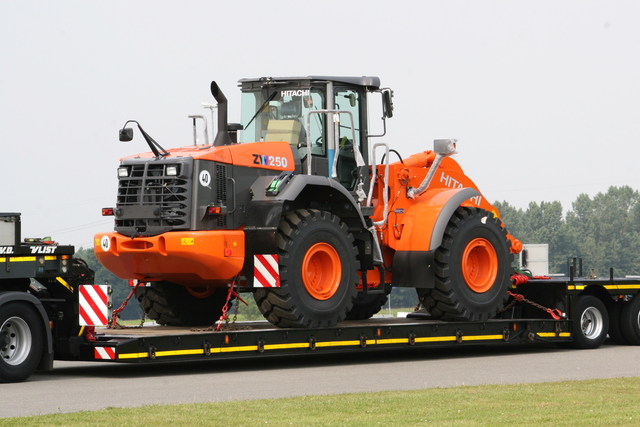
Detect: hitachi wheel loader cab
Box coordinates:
(95, 76, 521, 329)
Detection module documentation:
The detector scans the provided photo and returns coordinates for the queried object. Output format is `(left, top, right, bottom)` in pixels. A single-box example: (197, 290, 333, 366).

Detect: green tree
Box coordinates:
(496, 185, 640, 277)
(565, 186, 640, 277)
(522, 201, 569, 273)
(493, 200, 525, 242)
(494, 200, 569, 273)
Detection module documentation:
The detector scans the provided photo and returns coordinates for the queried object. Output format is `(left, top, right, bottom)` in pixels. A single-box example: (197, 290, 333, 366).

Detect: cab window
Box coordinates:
(334, 88, 362, 189)
(240, 88, 326, 157)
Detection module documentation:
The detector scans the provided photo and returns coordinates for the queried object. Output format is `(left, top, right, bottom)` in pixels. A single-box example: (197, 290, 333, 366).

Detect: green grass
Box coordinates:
(4, 377, 640, 426)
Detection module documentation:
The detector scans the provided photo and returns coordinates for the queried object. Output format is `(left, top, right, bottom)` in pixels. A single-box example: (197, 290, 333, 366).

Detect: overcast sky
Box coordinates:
(1, 1, 639, 249)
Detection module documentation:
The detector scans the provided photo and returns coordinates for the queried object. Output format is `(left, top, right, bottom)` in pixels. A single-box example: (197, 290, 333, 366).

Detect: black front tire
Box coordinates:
(572, 295, 609, 349)
(0, 302, 44, 383)
(254, 209, 359, 328)
(138, 282, 230, 326)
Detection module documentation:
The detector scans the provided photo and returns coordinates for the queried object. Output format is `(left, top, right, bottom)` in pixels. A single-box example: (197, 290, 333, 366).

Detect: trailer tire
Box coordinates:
(572, 295, 609, 349)
(138, 282, 229, 326)
(0, 302, 44, 383)
(419, 207, 513, 322)
(620, 295, 640, 345)
(254, 209, 359, 328)
(345, 284, 392, 320)
(607, 301, 628, 345)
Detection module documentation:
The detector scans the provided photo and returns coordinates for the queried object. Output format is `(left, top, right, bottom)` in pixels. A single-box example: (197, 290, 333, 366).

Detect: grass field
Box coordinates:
(3, 377, 639, 426)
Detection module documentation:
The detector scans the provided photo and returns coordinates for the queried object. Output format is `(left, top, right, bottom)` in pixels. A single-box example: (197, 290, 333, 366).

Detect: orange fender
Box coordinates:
(395, 187, 481, 253)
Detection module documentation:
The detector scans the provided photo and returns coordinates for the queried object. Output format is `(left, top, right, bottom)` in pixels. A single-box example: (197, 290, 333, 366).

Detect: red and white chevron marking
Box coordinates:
(79, 284, 111, 326)
(253, 254, 280, 287)
(94, 347, 116, 360)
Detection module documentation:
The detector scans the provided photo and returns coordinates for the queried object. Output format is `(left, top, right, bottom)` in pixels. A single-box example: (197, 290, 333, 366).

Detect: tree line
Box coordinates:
(494, 185, 640, 277)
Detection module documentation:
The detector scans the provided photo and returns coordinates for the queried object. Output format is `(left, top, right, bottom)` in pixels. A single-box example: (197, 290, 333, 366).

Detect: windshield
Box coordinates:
(240, 87, 326, 156)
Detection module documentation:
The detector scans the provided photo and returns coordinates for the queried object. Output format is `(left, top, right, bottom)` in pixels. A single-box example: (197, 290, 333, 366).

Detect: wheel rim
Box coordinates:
(302, 242, 342, 300)
(581, 306, 604, 339)
(1, 316, 32, 366)
(461, 238, 498, 293)
(186, 286, 217, 298)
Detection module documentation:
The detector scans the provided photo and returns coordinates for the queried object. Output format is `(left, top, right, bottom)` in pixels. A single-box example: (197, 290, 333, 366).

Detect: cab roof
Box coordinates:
(238, 76, 381, 90)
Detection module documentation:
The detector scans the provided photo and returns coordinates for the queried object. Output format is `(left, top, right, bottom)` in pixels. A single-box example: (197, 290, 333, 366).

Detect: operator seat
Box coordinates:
(264, 120, 303, 146)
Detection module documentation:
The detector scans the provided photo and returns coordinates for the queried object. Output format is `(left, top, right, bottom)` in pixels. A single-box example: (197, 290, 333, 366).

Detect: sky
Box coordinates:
(1, 1, 639, 249)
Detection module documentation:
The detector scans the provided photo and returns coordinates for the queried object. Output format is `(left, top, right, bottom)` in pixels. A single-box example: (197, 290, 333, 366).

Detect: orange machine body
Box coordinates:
(120, 140, 296, 171)
(95, 141, 294, 286)
(361, 150, 521, 289)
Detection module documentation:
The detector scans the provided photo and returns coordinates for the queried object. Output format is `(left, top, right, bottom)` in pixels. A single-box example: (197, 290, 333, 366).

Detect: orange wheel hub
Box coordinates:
(302, 243, 342, 300)
(461, 238, 498, 293)
(186, 286, 217, 298)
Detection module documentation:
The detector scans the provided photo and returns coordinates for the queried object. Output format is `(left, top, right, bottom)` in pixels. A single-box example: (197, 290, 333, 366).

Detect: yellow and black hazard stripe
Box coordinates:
(113, 330, 570, 361)
(567, 283, 640, 291)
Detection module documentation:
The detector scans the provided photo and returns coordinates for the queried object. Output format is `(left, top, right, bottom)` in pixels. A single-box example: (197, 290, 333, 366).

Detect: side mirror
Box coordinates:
(119, 127, 134, 142)
(348, 93, 356, 108)
(382, 89, 394, 118)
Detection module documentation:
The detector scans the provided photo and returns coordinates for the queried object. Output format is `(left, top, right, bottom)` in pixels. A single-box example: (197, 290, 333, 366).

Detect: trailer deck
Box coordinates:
(79, 274, 640, 365)
(86, 316, 572, 363)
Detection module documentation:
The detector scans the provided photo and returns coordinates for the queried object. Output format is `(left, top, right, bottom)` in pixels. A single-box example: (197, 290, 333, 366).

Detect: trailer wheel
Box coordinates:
(607, 301, 628, 345)
(419, 207, 512, 321)
(138, 282, 229, 326)
(620, 295, 640, 345)
(572, 295, 609, 349)
(254, 209, 359, 328)
(345, 284, 392, 320)
(0, 302, 44, 383)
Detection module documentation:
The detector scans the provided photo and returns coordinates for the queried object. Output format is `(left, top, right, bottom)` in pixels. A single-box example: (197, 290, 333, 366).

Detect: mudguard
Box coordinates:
(243, 174, 371, 287)
(248, 174, 369, 229)
(0, 291, 54, 371)
(393, 187, 480, 288)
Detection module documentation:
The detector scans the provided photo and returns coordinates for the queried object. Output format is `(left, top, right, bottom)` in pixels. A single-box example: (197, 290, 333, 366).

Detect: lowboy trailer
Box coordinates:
(4, 76, 640, 383)
(2, 212, 640, 382)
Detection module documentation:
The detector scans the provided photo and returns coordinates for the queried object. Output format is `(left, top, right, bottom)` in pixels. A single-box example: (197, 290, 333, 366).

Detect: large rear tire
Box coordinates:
(0, 302, 44, 383)
(138, 282, 229, 326)
(620, 295, 640, 345)
(418, 207, 513, 321)
(607, 301, 628, 345)
(572, 295, 609, 349)
(254, 209, 359, 328)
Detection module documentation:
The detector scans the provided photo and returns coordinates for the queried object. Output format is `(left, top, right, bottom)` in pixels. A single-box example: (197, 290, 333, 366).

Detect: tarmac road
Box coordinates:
(2, 341, 639, 418)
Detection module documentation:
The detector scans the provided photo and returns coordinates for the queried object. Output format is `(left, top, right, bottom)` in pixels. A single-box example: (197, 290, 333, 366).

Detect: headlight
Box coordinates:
(166, 165, 178, 176)
(118, 167, 130, 177)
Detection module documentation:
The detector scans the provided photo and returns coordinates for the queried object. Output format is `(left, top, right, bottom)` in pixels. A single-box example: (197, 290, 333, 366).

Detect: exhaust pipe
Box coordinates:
(210, 81, 232, 146)
(407, 139, 458, 199)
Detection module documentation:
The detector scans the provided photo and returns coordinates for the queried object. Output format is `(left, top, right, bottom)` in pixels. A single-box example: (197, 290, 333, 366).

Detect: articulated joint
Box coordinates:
(407, 139, 458, 200)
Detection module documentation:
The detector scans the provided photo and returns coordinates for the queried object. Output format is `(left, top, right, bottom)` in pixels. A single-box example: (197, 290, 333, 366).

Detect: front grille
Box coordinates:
(115, 161, 192, 236)
(216, 164, 227, 228)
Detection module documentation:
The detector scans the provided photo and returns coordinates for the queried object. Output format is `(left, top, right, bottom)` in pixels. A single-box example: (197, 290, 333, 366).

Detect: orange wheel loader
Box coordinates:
(95, 76, 521, 328)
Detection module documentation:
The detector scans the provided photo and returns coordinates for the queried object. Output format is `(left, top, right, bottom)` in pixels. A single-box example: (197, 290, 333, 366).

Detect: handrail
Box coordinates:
(304, 109, 364, 176)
